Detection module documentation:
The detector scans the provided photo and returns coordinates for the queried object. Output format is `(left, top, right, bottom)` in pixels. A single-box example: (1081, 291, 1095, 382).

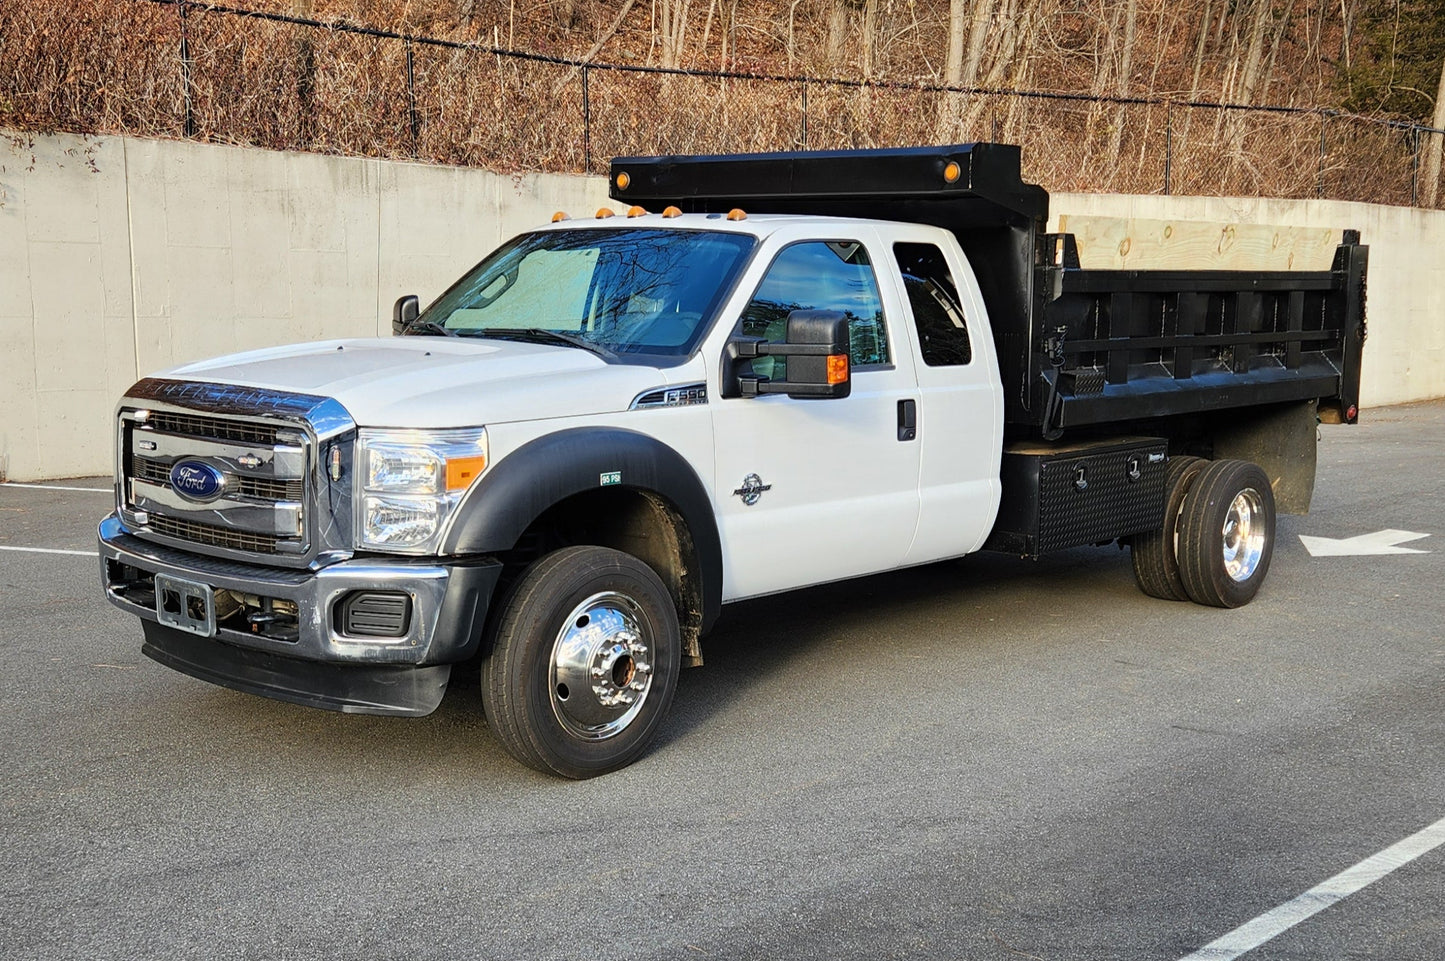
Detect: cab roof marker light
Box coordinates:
(662, 206, 682, 218)
(726, 208, 748, 221)
(596, 208, 616, 219)
(551, 211, 570, 222)
(626, 206, 648, 218)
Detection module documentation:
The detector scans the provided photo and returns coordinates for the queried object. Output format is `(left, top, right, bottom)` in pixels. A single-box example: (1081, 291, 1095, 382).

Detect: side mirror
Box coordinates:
(391, 294, 420, 335)
(725, 309, 852, 400)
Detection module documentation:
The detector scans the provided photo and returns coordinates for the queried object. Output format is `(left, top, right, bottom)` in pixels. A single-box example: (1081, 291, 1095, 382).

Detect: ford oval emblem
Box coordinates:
(169, 460, 226, 502)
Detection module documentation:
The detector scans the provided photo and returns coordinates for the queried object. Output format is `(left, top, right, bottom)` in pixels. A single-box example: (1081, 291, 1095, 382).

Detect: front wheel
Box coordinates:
(481, 546, 681, 778)
(1176, 459, 1276, 609)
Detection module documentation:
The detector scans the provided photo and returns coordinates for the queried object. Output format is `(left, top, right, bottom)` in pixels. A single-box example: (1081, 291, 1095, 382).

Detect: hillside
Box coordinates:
(4, 0, 1443, 205)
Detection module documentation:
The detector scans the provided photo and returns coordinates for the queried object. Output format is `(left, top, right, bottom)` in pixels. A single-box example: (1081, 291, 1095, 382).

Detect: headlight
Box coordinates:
(356, 428, 488, 553)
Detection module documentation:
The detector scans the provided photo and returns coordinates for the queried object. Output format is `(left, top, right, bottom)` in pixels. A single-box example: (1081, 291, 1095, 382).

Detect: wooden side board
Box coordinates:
(1056, 215, 1342, 271)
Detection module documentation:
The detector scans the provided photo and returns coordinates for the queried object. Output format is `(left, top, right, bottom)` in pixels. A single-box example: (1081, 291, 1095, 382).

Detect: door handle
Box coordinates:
(897, 399, 917, 441)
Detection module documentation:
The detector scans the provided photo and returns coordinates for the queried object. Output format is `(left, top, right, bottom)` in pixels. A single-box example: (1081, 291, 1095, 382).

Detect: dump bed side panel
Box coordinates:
(1018, 236, 1368, 438)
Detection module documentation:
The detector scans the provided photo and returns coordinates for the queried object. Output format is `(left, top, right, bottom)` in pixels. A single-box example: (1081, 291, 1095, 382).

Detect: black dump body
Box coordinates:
(609, 143, 1367, 442)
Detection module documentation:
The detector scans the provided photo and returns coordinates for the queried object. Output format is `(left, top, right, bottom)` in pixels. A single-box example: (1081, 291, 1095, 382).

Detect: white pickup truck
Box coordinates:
(98, 144, 1367, 777)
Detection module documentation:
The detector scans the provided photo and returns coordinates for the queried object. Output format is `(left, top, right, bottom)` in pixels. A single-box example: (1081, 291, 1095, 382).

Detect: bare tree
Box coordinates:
(657, 0, 691, 69)
(1423, 58, 1445, 207)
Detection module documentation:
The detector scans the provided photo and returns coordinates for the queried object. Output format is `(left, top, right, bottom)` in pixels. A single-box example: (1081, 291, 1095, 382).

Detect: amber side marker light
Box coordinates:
(446, 455, 488, 491)
(727, 208, 748, 221)
(596, 208, 616, 219)
(943, 161, 962, 184)
(662, 206, 682, 218)
(551, 211, 570, 222)
(627, 205, 648, 218)
(826, 354, 849, 385)
(614, 171, 631, 191)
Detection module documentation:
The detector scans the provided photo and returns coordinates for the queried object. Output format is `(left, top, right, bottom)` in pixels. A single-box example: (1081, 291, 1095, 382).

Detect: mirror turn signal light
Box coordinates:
(826, 354, 849, 385)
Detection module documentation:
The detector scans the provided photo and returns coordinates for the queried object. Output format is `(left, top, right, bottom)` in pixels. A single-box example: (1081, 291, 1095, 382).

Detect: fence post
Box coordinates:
(1164, 101, 1172, 195)
(177, 0, 194, 137)
(800, 80, 808, 149)
(582, 66, 591, 174)
(1316, 114, 1327, 198)
(405, 40, 419, 158)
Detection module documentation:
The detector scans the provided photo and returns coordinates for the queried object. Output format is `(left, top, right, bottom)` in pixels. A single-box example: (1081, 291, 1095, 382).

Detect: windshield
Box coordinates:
(418, 228, 757, 359)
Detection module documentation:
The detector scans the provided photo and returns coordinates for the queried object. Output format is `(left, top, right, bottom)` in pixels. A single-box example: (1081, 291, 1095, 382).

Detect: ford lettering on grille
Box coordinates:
(170, 461, 226, 502)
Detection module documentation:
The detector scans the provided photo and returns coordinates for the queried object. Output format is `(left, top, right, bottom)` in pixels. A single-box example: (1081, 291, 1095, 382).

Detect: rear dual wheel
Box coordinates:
(481, 546, 680, 779)
(1131, 455, 1206, 601)
(1176, 459, 1276, 609)
(1131, 456, 1277, 608)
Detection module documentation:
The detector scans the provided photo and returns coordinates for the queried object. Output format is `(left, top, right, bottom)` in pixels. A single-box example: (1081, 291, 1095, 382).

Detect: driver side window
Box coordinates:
(739, 241, 889, 380)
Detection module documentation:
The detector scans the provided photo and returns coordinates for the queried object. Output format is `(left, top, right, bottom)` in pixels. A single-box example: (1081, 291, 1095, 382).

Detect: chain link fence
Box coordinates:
(5, 0, 1444, 207)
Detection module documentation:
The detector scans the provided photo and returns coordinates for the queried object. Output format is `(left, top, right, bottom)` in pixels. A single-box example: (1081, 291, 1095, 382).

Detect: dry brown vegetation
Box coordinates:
(2, 0, 1441, 205)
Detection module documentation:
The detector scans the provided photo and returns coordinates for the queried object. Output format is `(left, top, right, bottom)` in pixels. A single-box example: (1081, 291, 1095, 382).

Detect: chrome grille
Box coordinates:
(116, 379, 355, 568)
(117, 385, 325, 562)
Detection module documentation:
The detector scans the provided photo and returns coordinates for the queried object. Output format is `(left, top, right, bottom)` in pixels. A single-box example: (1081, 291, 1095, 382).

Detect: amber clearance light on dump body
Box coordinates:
(445, 455, 488, 492)
(943, 161, 962, 184)
(614, 171, 631, 190)
(827, 354, 849, 385)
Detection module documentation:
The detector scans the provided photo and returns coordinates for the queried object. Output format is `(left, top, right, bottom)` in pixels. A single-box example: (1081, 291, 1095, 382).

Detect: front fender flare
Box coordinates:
(442, 427, 722, 632)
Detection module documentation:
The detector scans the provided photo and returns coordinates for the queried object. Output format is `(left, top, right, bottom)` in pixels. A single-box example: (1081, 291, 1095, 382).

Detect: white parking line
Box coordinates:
(0, 545, 97, 557)
(0, 482, 111, 493)
(1179, 815, 1445, 960)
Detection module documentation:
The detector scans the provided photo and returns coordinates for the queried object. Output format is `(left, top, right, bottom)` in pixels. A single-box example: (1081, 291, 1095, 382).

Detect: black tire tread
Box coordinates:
(1176, 459, 1276, 609)
(481, 545, 679, 778)
(1131, 455, 1206, 601)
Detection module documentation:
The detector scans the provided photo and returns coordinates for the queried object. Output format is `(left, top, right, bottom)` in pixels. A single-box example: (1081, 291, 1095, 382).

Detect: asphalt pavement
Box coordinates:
(1, 403, 1441, 960)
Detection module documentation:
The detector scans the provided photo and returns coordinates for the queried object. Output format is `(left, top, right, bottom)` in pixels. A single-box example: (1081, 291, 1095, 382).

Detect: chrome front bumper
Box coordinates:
(98, 514, 500, 715)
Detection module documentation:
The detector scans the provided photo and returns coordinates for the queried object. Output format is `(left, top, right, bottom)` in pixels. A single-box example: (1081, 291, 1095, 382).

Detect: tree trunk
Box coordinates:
(1423, 58, 1445, 207)
(944, 0, 967, 85)
(657, 0, 691, 70)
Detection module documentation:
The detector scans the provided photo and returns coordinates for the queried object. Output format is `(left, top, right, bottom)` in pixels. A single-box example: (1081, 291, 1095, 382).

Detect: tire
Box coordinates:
(481, 546, 680, 778)
(1131, 455, 1207, 601)
(1176, 459, 1276, 609)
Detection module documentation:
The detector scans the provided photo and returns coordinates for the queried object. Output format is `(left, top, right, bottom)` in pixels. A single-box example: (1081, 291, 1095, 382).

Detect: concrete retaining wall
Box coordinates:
(2, 130, 1440, 480)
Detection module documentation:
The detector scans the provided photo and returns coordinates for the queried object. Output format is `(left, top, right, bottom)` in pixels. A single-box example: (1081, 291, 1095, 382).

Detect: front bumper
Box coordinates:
(98, 514, 501, 715)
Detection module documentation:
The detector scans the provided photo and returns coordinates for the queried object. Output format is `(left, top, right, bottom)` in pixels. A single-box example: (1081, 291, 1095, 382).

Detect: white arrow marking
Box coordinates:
(1299, 529, 1431, 557)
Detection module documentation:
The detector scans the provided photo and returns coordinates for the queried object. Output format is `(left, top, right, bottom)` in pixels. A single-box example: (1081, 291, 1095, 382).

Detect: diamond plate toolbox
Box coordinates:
(984, 436, 1169, 557)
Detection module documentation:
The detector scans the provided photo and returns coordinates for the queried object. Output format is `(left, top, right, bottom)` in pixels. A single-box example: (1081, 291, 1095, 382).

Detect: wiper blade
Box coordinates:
(476, 327, 617, 360)
(402, 320, 458, 337)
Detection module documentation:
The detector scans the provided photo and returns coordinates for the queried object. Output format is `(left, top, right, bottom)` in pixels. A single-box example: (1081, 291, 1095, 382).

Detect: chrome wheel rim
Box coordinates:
(1222, 488, 1267, 582)
(549, 591, 654, 741)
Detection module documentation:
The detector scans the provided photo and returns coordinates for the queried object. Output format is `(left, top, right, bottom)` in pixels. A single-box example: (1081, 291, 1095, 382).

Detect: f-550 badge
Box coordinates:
(732, 473, 772, 506)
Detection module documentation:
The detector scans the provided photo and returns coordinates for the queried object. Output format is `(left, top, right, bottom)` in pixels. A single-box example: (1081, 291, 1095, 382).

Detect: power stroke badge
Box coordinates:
(732, 474, 771, 506)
